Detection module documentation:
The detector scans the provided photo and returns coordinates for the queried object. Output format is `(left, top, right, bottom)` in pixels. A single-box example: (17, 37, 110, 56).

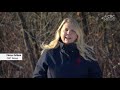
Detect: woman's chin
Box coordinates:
(64, 40, 71, 44)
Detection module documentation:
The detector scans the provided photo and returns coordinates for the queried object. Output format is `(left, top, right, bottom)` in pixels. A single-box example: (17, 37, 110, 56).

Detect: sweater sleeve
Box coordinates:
(88, 60, 103, 78)
(33, 50, 49, 78)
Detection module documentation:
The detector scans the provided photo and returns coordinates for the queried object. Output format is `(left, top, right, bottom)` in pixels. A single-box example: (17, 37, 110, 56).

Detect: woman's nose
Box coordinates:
(66, 30, 71, 34)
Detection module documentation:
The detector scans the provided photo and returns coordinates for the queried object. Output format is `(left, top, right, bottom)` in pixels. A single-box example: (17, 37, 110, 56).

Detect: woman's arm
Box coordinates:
(88, 60, 103, 78)
(33, 50, 49, 78)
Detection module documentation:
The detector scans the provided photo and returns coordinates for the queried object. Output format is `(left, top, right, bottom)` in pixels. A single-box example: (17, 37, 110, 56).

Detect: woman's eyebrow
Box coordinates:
(71, 29, 75, 31)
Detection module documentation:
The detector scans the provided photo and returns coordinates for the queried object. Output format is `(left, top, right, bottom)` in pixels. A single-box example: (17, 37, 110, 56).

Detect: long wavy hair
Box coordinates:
(41, 18, 97, 61)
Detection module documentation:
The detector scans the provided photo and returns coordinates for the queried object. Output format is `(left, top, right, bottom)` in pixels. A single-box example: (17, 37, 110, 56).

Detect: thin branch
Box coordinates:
(6, 61, 23, 70)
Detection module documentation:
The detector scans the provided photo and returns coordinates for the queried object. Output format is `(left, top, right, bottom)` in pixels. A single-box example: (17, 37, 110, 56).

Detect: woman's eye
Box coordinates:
(71, 29, 75, 33)
(65, 28, 68, 31)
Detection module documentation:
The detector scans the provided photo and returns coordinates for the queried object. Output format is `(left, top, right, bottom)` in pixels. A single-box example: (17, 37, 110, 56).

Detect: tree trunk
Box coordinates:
(17, 12, 37, 70)
(81, 12, 89, 35)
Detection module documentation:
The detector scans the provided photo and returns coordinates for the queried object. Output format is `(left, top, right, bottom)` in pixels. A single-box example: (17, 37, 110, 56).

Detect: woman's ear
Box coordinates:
(74, 35, 78, 42)
(74, 38, 77, 42)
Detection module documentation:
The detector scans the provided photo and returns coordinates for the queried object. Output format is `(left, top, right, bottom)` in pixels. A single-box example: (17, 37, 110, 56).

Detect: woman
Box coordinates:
(33, 17, 103, 78)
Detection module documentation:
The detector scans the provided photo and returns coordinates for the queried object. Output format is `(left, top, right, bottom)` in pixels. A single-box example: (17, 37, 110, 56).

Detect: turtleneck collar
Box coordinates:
(59, 40, 78, 53)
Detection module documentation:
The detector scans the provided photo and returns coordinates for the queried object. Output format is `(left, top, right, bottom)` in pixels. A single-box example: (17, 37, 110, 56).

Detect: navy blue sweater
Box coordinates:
(33, 42, 102, 78)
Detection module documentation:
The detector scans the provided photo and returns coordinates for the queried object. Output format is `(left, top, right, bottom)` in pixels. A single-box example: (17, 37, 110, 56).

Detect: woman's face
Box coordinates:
(60, 22, 78, 44)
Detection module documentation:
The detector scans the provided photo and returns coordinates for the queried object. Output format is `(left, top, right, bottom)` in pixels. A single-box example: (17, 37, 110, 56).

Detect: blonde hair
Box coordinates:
(41, 18, 97, 61)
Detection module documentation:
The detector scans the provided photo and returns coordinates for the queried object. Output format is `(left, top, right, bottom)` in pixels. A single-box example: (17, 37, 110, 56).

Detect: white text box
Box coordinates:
(0, 53, 22, 60)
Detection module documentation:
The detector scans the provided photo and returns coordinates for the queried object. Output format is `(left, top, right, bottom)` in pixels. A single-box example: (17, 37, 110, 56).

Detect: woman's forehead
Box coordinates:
(64, 22, 74, 27)
(63, 22, 77, 30)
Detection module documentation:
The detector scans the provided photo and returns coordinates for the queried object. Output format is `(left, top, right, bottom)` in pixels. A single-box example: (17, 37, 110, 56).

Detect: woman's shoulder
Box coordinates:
(80, 55, 98, 64)
(85, 58, 99, 67)
(41, 46, 60, 55)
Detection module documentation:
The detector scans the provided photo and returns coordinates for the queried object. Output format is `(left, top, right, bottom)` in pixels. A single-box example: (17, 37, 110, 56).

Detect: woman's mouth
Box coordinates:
(65, 36, 71, 40)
